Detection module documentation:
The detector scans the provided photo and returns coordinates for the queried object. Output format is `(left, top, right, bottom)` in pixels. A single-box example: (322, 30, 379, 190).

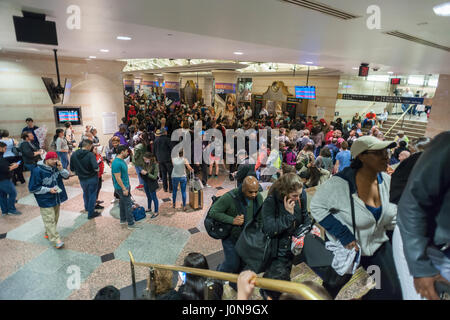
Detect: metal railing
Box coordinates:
(385, 104, 414, 137)
(128, 251, 325, 300)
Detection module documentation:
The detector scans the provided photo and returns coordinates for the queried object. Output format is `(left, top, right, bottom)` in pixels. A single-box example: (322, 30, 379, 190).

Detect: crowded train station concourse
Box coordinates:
(0, 0, 449, 310)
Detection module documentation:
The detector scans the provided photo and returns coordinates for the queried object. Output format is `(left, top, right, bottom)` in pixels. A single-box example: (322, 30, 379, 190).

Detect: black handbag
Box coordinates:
(235, 202, 275, 274)
(204, 196, 233, 240)
(302, 181, 357, 298)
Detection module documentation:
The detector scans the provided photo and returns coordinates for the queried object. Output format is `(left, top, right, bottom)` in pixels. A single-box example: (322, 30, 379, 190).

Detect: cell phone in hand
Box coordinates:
(16, 160, 22, 165)
(178, 271, 186, 284)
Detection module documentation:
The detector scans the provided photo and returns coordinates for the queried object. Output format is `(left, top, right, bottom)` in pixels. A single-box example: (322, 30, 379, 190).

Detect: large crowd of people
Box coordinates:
(0, 89, 448, 300)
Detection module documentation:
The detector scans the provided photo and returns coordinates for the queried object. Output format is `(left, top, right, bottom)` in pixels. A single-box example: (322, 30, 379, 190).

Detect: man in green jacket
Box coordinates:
(208, 176, 263, 277)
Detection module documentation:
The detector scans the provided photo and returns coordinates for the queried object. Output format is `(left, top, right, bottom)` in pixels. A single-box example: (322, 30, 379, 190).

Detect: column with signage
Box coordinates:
(142, 74, 156, 95)
(211, 70, 238, 120)
(163, 73, 181, 103)
(123, 74, 134, 94)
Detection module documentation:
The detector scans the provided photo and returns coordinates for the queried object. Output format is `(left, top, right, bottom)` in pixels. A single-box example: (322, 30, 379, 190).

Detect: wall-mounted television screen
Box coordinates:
(54, 106, 82, 126)
(390, 78, 401, 85)
(295, 86, 316, 99)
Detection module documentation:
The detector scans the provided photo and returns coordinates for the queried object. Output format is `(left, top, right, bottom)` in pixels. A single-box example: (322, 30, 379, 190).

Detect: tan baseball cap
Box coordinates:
(351, 136, 397, 158)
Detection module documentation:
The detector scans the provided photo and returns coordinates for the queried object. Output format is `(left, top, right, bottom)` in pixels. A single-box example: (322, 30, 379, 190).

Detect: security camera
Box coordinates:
(372, 67, 379, 71)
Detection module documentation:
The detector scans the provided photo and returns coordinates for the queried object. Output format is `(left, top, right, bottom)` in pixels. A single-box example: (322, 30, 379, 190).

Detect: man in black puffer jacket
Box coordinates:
(153, 128, 173, 192)
(70, 139, 100, 219)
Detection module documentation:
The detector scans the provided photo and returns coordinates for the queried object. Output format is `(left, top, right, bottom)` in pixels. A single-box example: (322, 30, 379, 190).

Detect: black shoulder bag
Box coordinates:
(204, 195, 242, 240)
(301, 181, 356, 298)
(235, 198, 275, 274)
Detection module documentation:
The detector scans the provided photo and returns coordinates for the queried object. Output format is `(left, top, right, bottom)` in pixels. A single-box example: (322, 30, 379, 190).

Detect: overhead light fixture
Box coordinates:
(433, 2, 450, 16)
(387, 71, 394, 74)
(305, 61, 313, 64)
(352, 67, 359, 70)
(117, 36, 132, 40)
(100, 49, 109, 53)
(233, 51, 243, 55)
(89, 56, 96, 59)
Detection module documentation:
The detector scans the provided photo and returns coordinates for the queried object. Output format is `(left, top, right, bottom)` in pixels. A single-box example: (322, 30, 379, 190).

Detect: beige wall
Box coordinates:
(251, 75, 340, 122)
(425, 74, 450, 137)
(0, 52, 126, 148)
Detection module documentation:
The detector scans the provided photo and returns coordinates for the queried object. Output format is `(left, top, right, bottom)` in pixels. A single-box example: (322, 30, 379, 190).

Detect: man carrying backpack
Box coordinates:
(207, 176, 263, 278)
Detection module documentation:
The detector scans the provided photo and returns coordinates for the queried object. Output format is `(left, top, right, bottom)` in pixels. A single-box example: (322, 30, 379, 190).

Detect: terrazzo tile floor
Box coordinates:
(0, 167, 234, 300)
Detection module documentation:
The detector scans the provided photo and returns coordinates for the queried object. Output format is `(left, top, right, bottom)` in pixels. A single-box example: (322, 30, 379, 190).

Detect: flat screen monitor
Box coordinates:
(295, 86, 316, 99)
(390, 78, 401, 85)
(42, 77, 61, 104)
(62, 79, 72, 104)
(54, 107, 82, 126)
(13, 15, 58, 45)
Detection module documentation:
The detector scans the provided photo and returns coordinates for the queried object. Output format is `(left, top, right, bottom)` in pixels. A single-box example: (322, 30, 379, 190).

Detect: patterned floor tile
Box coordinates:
(175, 232, 223, 266)
(66, 259, 149, 300)
(0, 204, 42, 234)
(149, 204, 204, 230)
(6, 210, 89, 246)
(0, 249, 101, 300)
(114, 223, 190, 265)
(0, 238, 48, 281)
(63, 216, 133, 256)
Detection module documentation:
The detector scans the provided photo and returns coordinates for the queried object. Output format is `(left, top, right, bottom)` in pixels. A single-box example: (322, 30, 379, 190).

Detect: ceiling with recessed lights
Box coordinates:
(0, 0, 449, 75)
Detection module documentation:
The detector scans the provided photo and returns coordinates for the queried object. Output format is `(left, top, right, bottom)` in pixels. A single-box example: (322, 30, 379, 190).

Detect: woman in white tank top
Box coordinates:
(171, 149, 194, 211)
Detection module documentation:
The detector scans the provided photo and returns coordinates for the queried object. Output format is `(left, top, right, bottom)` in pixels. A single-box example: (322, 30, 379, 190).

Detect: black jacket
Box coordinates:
(398, 131, 450, 278)
(389, 152, 422, 205)
(19, 141, 40, 165)
(70, 149, 99, 180)
(153, 135, 172, 163)
(0, 153, 13, 181)
(262, 189, 311, 259)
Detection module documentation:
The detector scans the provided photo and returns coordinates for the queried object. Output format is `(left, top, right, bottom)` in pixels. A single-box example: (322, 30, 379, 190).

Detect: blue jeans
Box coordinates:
(79, 176, 98, 218)
(217, 237, 242, 273)
(135, 166, 144, 185)
(172, 176, 187, 206)
(0, 179, 17, 214)
(117, 188, 134, 226)
(24, 163, 36, 172)
(143, 180, 159, 213)
(57, 152, 69, 169)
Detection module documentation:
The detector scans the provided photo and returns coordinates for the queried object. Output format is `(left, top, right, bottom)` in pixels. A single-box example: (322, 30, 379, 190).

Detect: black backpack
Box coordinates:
(204, 195, 233, 240)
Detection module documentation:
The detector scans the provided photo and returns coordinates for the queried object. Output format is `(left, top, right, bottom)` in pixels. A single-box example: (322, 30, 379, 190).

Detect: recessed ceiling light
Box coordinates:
(352, 67, 359, 70)
(234, 51, 243, 55)
(100, 49, 109, 53)
(89, 56, 96, 59)
(117, 36, 132, 40)
(433, 2, 450, 16)
(305, 61, 313, 64)
(387, 71, 394, 74)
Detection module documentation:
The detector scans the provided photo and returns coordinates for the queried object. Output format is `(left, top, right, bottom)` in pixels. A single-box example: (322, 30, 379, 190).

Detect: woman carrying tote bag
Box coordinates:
(310, 136, 402, 300)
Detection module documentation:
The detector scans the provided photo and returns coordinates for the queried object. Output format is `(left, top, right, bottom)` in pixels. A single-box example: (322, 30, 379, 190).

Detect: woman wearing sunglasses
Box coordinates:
(310, 136, 402, 300)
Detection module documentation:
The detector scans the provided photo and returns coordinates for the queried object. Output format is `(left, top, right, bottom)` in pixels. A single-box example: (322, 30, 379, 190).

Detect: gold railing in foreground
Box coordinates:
(385, 104, 414, 137)
(128, 251, 324, 300)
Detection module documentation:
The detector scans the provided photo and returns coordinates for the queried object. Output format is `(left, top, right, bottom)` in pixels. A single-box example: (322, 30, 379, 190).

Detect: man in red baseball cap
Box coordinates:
(29, 151, 70, 249)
